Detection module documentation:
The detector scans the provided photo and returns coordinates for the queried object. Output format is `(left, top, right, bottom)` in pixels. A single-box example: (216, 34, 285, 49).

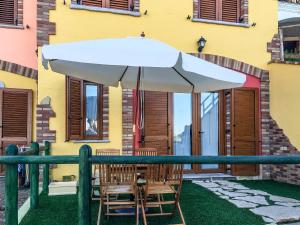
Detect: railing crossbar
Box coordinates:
(1, 155, 300, 165)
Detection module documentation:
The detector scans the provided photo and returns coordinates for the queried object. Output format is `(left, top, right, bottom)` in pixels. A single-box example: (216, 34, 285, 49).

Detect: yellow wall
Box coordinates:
(269, 63, 300, 150)
(0, 70, 37, 140)
(39, 0, 278, 180)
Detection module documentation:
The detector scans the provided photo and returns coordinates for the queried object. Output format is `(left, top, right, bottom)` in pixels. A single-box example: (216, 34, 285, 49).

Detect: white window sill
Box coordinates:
(192, 18, 250, 28)
(70, 3, 141, 17)
(0, 24, 24, 29)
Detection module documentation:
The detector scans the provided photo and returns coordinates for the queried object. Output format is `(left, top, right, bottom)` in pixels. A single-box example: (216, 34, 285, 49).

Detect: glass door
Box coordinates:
(173, 93, 192, 170)
(200, 92, 220, 171)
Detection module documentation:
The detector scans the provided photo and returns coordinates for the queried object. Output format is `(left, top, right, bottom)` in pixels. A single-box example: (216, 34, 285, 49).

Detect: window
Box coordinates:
(198, 0, 243, 23)
(67, 77, 104, 140)
(78, 0, 134, 11)
(0, 0, 17, 25)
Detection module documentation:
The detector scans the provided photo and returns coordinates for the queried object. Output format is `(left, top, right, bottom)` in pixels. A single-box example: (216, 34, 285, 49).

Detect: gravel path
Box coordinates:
(0, 177, 30, 225)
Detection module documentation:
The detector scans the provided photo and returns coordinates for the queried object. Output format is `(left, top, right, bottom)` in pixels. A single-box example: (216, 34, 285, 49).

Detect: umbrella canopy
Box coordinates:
(42, 37, 246, 93)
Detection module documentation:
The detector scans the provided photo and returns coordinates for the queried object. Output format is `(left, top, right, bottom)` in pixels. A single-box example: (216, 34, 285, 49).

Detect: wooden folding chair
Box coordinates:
(92, 149, 120, 200)
(139, 164, 186, 225)
(97, 164, 139, 225)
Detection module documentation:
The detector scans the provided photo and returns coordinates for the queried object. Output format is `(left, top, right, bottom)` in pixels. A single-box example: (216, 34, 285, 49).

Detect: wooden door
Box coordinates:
(231, 88, 259, 176)
(142, 91, 170, 155)
(0, 88, 32, 175)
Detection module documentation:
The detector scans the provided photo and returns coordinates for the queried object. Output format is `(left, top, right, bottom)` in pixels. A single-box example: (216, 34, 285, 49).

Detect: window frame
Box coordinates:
(0, 0, 23, 27)
(195, 0, 247, 25)
(76, 0, 135, 12)
(83, 82, 103, 140)
(66, 77, 104, 141)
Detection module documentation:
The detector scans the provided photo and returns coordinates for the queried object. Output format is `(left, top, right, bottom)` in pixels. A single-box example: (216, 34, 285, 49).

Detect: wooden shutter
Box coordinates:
(0, 88, 32, 175)
(143, 91, 170, 156)
(231, 88, 259, 176)
(108, 0, 130, 10)
(81, 0, 103, 7)
(222, 0, 240, 23)
(0, 0, 16, 25)
(199, 0, 217, 20)
(67, 77, 84, 140)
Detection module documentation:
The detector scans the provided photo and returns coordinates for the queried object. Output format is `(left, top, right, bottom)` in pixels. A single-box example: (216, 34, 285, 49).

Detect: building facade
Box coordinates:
(0, 0, 38, 174)
(1, 0, 300, 184)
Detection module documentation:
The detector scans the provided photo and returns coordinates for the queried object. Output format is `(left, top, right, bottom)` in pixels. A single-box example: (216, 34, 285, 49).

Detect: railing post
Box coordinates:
(78, 145, 92, 225)
(30, 142, 39, 209)
(43, 141, 51, 194)
(5, 144, 18, 225)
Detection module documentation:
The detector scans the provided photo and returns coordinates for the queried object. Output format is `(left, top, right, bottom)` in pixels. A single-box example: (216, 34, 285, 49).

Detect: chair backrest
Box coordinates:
(135, 148, 157, 156)
(99, 164, 136, 186)
(145, 164, 165, 184)
(96, 148, 120, 156)
(165, 164, 184, 186)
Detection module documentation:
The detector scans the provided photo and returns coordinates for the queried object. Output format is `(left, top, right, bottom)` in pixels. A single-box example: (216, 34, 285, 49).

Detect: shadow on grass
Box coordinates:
(20, 181, 264, 225)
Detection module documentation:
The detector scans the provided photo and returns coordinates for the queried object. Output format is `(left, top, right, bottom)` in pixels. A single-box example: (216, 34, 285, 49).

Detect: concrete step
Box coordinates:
(183, 173, 236, 181)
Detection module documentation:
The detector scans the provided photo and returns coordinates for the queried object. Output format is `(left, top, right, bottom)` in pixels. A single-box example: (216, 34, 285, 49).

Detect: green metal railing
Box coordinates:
(1, 143, 300, 225)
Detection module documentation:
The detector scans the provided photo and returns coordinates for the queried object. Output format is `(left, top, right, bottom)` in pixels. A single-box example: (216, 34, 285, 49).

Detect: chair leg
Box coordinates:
(176, 202, 186, 225)
(136, 192, 139, 225)
(106, 194, 110, 220)
(139, 189, 147, 225)
(157, 194, 163, 214)
(97, 199, 102, 225)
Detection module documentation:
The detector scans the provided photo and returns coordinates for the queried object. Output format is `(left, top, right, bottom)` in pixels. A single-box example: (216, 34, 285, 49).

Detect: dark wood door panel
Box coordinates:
(231, 88, 259, 176)
(143, 91, 169, 153)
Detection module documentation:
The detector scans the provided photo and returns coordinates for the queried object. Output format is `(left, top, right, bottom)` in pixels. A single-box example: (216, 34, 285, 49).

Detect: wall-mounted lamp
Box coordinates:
(197, 36, 207, 53)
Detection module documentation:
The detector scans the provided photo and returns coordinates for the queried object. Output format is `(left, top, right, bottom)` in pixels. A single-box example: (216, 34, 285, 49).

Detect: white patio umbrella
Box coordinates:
(42, 37, 246, 93)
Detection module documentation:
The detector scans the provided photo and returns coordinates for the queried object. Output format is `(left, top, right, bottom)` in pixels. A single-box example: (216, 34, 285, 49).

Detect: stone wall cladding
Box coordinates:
(193, 0, 249, 24)
(269, 118, 300, 185)
(37, 0, 56, 46)
(267, 34, 282, 62)
(102, 86, 109, 140)
(36, 104, 56, 144)
(0, 59, 38, 80)
(122, 89, 134, 155)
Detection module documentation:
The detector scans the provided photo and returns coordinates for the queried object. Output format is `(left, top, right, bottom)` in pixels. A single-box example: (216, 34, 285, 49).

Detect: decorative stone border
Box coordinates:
(193, 0, 249, 24)
(0, 59, 37, 80)
(102, 86, 109, 140)
(36, 100, 56, 144)
(37, 0, 56, 46)
(267, 34, 282, 62)
(122, 89, 134, 155)
(269, 118, 300, 185)
(17, 0, 24, 25)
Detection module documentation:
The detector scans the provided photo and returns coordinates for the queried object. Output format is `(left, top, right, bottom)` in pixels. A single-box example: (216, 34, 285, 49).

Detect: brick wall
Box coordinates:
(122, 89, 134, 155)
(37, 0, 56, 46)
(102, 86, 109, 140)
(269, 118, 300, 185)
(36, 103, 56, 144)
(267, 34, 283, 62)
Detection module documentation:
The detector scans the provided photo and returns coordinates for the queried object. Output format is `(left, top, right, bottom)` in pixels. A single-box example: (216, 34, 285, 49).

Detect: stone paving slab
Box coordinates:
(194, 180, 300, 225)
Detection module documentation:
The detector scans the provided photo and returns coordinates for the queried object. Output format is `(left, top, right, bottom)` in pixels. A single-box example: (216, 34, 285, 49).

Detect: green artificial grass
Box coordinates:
(235, 180, 300, 201)
(20, 181, 264, 225)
